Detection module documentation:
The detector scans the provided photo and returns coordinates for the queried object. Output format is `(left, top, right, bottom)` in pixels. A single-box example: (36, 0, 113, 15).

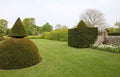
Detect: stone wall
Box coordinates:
(106, 36, 120, 45)
(95, 30, 120, 45)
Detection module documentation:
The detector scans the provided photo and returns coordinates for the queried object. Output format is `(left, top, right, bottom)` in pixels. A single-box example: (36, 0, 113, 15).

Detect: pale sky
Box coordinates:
(0, 0, 120, 28)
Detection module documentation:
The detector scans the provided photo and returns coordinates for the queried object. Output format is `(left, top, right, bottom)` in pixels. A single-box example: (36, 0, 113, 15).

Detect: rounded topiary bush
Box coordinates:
(0, 38, 42, 69)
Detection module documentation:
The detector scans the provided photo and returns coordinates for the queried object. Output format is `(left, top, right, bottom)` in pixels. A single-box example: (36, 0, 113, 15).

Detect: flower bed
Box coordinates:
(91, 44, 120, 53)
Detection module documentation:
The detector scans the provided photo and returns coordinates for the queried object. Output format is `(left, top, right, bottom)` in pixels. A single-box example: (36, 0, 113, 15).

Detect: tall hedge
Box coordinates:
(68, 20, 98, 48)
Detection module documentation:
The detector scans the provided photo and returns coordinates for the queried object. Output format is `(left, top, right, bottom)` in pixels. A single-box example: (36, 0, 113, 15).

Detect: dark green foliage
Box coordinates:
(42, 22, 53, 32)
(68, 20, 98, 48)
(77, 20, 88, 28)
(8, 18, 27, 38)
(108, 32, 120, 36)
(0, 38, 42, 69)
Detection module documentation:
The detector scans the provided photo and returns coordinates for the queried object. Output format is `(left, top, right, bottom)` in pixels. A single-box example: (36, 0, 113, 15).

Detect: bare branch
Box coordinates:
(80, 9, 106, 27)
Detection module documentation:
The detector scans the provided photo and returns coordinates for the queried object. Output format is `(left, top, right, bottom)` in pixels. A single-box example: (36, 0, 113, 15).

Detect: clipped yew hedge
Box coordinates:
(68, 20, 98, 48)
(108, 32, 120, 36)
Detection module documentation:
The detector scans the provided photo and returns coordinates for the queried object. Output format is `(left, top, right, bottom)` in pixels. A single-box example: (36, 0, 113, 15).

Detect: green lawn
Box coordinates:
(0, 39, 120, 77)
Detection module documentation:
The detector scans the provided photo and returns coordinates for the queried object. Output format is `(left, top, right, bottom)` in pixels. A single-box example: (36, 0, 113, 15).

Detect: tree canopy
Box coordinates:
(42, 22, 53, 32)
(23, 17, 37, 35)
(0, 19, 8, 35)
(80, 9, 106, 27)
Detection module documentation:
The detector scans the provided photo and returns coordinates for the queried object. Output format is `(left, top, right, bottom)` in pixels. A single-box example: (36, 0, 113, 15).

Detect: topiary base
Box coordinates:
(0, 38, 42, 70)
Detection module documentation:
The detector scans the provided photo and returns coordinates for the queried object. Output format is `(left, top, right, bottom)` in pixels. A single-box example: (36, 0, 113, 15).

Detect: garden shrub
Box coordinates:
(0, 38, 41, 69)
(68, 20, 98, 48)
(0, 18, 42, 69)
(108, 32, 120, 36)
(40, 32, 50, 39)
(40, 28, 68, 41)
(47, 29, 68, 41)
(46, 30, 59, 40)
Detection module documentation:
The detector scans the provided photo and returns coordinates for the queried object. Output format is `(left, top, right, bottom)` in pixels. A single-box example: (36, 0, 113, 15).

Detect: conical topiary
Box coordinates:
(8, 17, 27, 38)
(77, 20, 88, 28)
(0, 17, 42, 70)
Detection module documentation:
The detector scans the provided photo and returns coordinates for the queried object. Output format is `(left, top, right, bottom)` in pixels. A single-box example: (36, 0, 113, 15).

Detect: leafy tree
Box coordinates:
(37, 26, 43, 34)
(42, 22, 53, 32)
(80, 9, 105, 27)
(23, 18, 37, 35)
(6, 28, 11, 35)
(0, 19, 8, 35)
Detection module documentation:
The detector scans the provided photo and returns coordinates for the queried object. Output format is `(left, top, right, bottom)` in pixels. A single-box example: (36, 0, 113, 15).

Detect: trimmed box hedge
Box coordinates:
(108, 32, 120, 36)
(68, 20, 98, 48)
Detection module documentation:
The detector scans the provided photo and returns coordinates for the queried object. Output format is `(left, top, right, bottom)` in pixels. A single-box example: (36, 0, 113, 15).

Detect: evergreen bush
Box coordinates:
(68, 20, 98, 48)
(8, 17, 27, 38)
(108, 32, 120, 36)
(0, 17, 42, 69)
(77, 20, 88, 28)
(0, 38, 41, 69)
